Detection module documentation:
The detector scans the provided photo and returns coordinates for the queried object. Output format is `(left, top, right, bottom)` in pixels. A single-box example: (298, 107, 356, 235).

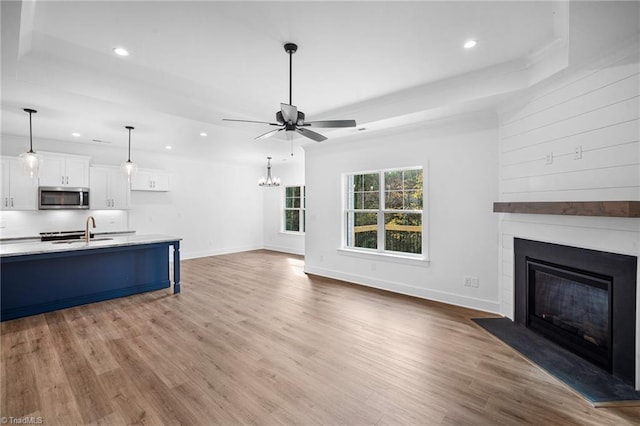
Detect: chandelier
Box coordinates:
(258, 157, 280, 187)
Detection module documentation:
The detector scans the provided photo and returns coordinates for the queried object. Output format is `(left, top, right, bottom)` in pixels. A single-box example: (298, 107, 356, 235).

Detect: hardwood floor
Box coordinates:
(2, 249, 640, 425)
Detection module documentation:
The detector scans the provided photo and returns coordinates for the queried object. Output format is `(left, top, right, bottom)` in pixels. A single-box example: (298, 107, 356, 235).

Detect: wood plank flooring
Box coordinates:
(2, 249, 640, 425)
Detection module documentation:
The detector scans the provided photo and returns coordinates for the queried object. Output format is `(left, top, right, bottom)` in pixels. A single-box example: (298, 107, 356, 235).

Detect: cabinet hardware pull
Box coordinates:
(10, 198, 13, 207)
(4, 197, 7, 207)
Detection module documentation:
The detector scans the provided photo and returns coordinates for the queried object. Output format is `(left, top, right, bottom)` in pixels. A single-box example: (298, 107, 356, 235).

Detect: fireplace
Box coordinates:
(527, 259, 611, 372)
(514, 238, 637, 386)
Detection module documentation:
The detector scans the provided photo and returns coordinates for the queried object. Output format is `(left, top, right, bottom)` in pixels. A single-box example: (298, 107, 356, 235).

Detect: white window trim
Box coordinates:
(282, 184, 305, 234)
(341, 165, 429, 261)
(337, 247, 430, 266)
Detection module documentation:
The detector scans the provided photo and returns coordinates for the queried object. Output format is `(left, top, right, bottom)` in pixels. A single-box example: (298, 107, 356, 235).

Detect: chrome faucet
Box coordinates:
(85, 216, 96, 242)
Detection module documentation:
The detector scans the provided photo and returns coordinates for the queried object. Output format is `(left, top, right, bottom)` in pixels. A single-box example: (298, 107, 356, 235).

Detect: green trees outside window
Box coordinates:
(284, 186, 305, 233)
(346, 168, 423, 255)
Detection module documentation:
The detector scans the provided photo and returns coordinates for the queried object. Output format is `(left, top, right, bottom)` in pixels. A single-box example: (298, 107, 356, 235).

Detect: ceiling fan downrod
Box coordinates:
(284, 43, 297, 106)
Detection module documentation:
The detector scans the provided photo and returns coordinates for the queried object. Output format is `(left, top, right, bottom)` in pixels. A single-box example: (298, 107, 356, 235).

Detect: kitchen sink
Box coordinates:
(51, 237, 114, 244)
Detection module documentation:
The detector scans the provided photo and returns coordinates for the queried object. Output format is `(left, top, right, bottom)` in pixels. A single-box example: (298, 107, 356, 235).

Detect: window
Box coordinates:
(346, 168, 423, 256)
(284, 185, 305, 233)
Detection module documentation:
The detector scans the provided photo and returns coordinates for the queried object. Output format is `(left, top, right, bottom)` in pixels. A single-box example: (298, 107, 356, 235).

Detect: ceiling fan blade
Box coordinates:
(223, 118, 280, 126)
(304, 120, 357, 128)
(280, 103, 298, 123)
(255, 128, 283, 140)
(296, 127, 327, 142)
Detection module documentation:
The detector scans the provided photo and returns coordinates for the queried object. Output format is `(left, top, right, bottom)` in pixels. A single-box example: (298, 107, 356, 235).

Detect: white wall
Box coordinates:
(0, 135, 265, 259)
(304, 114, 500, 313)
(262, 158, 305, 255)
(496, 43, 640, 385)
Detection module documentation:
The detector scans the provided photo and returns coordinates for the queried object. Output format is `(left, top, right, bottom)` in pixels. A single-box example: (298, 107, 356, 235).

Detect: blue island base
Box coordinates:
(1, 241, 180, 321)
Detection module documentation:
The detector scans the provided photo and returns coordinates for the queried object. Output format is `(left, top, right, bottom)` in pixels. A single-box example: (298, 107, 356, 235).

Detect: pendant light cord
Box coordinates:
(125, 125, 134, 162)
(23, 108, 37, 153)
(29, 111, 33, 152)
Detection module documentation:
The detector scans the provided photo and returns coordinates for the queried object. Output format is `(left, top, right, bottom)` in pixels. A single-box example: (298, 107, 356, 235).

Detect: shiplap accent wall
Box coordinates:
(500, 47, 639, 202)
(497, 43, 640, 387)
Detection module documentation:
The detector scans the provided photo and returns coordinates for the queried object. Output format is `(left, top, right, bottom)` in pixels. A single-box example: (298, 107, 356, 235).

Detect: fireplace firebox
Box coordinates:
(527, 259, 612, 372)
(514, 238, 637, 386)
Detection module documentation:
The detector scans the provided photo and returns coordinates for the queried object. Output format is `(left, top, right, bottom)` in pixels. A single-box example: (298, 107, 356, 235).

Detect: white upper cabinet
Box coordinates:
(130, 169, 171, 192)
(38, 152, 90, 188)
(0, 157, 38, 210)
(90, 165, 130, 210)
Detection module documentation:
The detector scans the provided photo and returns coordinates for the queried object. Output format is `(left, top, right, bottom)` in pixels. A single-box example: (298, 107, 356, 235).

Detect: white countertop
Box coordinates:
(0, 234, 181, 258)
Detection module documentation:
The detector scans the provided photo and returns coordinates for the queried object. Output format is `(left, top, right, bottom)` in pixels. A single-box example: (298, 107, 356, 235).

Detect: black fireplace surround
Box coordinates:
(514, 238, 637, 386)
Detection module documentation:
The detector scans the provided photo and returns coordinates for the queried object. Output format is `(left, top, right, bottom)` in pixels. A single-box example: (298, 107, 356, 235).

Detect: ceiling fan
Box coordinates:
(223, 43, 356, 142)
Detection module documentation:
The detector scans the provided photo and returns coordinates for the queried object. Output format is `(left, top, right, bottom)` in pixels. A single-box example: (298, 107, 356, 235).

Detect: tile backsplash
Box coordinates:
(0, 210, 130, 239)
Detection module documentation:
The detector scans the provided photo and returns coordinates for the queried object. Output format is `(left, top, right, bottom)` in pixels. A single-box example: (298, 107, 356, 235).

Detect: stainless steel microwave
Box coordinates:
(38, 187, 90, 210)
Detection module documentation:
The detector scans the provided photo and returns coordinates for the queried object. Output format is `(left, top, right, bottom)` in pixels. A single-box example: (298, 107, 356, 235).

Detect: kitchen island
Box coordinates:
(0, 234, 181, 321)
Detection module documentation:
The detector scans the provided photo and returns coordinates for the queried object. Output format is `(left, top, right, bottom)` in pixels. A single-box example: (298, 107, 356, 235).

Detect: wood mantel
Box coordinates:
(493, 201, 640, 218)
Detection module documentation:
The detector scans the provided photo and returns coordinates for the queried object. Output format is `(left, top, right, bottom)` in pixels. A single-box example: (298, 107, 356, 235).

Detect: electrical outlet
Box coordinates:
(465, 276, 479, 288)
(574, 146, 582, 160)
(545, 152, 553, 165)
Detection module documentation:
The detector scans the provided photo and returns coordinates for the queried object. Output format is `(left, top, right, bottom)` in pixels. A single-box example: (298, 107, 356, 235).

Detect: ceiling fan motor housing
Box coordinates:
(276, 110, 305, 126)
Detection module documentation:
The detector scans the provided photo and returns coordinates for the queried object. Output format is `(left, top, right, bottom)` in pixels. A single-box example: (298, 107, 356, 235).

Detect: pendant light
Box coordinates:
(19, 108, 40, 178)
(258, 157, 280, 187)
(121, 125, 137, 179)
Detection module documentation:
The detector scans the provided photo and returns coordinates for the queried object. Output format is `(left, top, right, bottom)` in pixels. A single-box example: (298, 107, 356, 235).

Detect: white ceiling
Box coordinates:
(1, 1, 637, 165)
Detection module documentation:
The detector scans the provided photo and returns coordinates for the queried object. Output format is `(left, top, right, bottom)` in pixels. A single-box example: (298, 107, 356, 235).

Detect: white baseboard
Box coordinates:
(181, 245, 264, 260)
(263, 244, 305, 256)
(304, 264, 501, 314)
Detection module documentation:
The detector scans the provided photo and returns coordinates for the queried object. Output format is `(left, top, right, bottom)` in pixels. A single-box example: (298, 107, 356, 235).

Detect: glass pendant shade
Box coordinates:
(121, 159, 137, 177)
(121, 126, 137, 179)
(20, 108, 40, 178)
(19, 151, 40, 178)
(258, 157, 280, 187)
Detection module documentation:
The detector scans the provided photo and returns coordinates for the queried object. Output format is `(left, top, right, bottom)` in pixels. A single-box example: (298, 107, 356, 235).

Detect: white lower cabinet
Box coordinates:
(0, 157, 38, 210)
(130, 169, 171, 191)
(89, 166, 130, 210)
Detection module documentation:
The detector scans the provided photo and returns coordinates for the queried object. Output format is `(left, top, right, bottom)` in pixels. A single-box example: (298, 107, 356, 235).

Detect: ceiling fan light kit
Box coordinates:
(223, 42, 357, 142)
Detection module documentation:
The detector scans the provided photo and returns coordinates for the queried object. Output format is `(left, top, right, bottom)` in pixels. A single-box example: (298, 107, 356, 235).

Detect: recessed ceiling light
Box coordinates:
(71, 132, 81, 137)
(199, 132, 207, 137)
(165, 145, 172, 150)
(113, 47, 129, 56)
(464, 40, 477, 49)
